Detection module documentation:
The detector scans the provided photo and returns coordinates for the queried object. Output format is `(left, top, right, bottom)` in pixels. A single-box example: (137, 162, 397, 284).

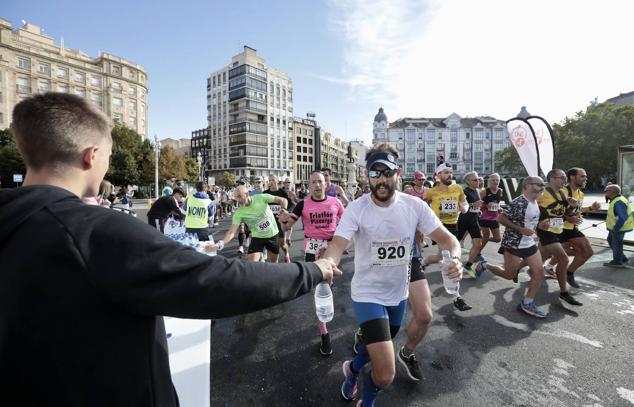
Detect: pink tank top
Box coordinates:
(301, 196, 345, 240)
(408, 186, 426, 199)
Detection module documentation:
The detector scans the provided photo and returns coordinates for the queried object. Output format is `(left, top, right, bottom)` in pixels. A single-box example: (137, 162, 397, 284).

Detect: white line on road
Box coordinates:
(618, 388, 634, 405)
(491, 316, 603, 348)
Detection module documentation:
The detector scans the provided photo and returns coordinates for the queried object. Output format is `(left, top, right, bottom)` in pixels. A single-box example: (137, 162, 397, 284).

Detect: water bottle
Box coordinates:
(314, 283, 334, 323)
(207, 235, 217, 257)
(441, 250, 460, 295)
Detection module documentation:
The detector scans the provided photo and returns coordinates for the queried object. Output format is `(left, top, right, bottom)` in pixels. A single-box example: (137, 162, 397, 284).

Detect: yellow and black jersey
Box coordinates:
(425, 184, 465, 225)
(562, 185, 584, 230)
(537, 187, 569, 234)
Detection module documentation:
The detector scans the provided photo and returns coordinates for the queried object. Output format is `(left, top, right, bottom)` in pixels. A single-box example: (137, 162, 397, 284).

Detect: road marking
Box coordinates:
(491, 315, 530, 331)
(618, 388, 634, 405)
(491, 316, 603, 348)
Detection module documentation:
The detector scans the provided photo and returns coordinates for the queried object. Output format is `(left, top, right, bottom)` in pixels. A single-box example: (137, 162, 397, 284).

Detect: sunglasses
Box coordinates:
(527, 182, 546, 186)
(368, 169, 398, 178)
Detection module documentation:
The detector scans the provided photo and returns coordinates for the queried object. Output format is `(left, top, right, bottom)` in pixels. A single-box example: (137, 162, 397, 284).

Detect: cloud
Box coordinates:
(327, 0, 634, 129)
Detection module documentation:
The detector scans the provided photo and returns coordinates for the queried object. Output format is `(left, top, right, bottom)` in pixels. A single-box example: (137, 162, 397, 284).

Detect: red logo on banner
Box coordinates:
(510, 125, 527, 148)
(535, 128, 551, 145)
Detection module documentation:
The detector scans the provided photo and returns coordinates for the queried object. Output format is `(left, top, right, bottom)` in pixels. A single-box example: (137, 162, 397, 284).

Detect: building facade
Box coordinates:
(372, 107, 511, 179)
(190, 128, 210, 166)
(206, 46, 293, 180)
(161, 137, 191, 157)
(0, 18, 148, 137)
(292, 114, 319, 185)
(318, 130, 356, 182)
(606, 91, 634, 106)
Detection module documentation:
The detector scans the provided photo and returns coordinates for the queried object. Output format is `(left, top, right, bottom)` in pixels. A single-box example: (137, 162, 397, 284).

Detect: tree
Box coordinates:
(136, 139, 156, 185)
(217, 171, 236, 188)
(184, 158, 200, 182)
(159, 145, 186, 180)
(107, 124, 146, 186)
(0, 128, 26, 188)
(494, 146, 527, 178)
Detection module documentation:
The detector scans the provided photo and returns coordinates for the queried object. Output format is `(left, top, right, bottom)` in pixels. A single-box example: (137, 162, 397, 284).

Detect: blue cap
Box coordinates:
(366, 151, 399, 170)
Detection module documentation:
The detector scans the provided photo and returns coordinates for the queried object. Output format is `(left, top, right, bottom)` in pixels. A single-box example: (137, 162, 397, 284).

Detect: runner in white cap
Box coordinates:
(322, 144, 463, 406)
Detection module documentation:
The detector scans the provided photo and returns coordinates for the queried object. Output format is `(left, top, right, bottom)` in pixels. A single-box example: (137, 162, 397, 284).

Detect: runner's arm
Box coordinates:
(282, 200, 304, 230)
(218, 224, 240, 248)
(274, 196, 288, 210)
(427, 225, 462, 280)
(322, 236, 349, 266)
(337, 186, 349, 207)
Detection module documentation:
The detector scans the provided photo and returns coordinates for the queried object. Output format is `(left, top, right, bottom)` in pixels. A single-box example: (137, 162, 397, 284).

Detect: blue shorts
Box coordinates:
(352, 299, 407, 345)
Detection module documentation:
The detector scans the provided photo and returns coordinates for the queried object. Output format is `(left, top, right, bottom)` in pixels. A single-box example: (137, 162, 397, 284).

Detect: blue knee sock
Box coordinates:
(351, 343, 370, 373)
(361, 369, 382, 406)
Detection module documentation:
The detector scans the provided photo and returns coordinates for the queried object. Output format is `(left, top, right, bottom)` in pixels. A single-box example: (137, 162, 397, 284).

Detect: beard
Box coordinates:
(370, 181, 396, 202)
(441, 177, 452, 186)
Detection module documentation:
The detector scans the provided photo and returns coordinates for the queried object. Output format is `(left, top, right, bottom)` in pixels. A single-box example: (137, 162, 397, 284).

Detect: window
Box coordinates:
(38, 63, 50, 75)
(17, 57, 30, 70)
(140, 89, 145, 99)
(128, 70, 136, 80)
(128, 86, 137, 96)
(16, 77, 31, 93)
(57, 66, 69, 78)
(128, 116, 137, 126)
(129, 100, 137, 114)
(112, 82, 123, 92)
(91, 92, 102, 107)
(74, 71, 85, 84)
(113, 113, 123, 123)
(57, 83, 69, 93)
(38, 80, 50, 93)
(74, 87, 86, 98)
(140, 103, 145, 115)
(450, 152, 458, 160)
(113, 97, 123, 107)
(112, 65, 121, 76)
(90, 75, 102, 87)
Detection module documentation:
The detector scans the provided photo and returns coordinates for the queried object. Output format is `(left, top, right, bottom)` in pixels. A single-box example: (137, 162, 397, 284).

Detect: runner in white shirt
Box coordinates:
(322, 143, 463, 407)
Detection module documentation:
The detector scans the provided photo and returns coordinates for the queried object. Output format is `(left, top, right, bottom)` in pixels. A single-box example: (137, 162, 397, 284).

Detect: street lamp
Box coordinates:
(154, 134, 161, 199)
(196, 151, 203, 182)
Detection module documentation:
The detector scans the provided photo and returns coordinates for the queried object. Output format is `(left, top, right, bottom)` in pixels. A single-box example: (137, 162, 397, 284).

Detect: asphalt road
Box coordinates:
(132, 200, 634, 407)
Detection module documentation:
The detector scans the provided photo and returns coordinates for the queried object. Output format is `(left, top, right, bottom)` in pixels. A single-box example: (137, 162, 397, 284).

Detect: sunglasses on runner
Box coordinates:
(368, 169, 398, 178)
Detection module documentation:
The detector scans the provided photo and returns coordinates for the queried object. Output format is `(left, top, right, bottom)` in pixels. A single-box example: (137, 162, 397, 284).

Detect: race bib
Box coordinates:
(550, 217, 564, 228)
(305, 238, 327, 255)
(256, 217, 273, 232)
(371, 239, 411, 267)
(469, 204, 481, 214)
(440, 199, 458, 214)
(269, 204, 281, 215)
(488, 202, 500, 212)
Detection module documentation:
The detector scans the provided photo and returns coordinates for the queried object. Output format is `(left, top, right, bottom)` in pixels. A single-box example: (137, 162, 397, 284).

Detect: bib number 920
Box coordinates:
(377, 246, 405, 260)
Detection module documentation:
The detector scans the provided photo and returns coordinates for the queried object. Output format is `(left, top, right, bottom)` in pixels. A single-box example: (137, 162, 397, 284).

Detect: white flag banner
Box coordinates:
(527, 116, 554, 176)
(506, 118, 540, 177)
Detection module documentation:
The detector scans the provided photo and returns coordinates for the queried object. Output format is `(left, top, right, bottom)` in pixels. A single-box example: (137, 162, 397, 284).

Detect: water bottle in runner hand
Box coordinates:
(441, 250, 459, 295)
(314, 283, 334, 322)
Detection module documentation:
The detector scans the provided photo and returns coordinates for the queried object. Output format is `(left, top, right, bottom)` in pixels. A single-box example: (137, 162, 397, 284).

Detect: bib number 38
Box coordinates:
(371, 240, 410, 267)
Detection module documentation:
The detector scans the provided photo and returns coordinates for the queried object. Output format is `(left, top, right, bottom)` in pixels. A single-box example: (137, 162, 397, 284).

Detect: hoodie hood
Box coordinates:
(0, 185, 78, 247)
(193, 191, 209, 199)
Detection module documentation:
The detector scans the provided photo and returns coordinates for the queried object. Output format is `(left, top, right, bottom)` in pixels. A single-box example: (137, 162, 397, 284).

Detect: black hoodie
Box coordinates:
(0, 185, 322, 406)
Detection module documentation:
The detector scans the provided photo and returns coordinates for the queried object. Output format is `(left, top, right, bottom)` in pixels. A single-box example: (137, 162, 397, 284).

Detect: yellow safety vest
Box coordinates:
(606, 195, 634, 232)
(184, 196, 209, 229)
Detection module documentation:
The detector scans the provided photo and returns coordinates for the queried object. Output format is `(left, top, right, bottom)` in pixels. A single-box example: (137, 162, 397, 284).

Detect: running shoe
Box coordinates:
(453, 297, 472, 311)
(566, 272, 580, 289)
(475, 254, 485, 263)
(398, 346, 422, 381)
(238, 246, 244, 254)
(517, 301, 547, 318)
(544, 262, 556, 279)
(352, 329, 363, 355)
(341, 361, 359, 401)
(319, 333, 333, 356)
(603, 261, 626, 268)
(284, 254, 291, 263)
(559, 292, 583, 310)
(474, 260, 487, 278)
(466, 265, 477, 279)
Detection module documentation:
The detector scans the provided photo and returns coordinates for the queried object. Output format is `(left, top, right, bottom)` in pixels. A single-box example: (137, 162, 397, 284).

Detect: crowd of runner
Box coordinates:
(146, 140, 632, 407)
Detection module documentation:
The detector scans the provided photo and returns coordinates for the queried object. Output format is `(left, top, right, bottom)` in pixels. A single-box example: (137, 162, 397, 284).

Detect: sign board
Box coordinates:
(13, 174, 23, 183)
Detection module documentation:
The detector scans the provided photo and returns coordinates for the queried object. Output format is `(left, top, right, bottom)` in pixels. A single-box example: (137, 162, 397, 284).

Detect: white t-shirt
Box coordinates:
(335, 191, 442, 306)
(519, 197, 540, 249)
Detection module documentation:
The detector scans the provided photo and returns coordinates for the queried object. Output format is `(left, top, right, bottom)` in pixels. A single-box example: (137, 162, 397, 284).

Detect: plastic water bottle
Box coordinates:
(314, 283, 334, 323)
(441, 250, 460, 295)
(207, 235, 217, 257)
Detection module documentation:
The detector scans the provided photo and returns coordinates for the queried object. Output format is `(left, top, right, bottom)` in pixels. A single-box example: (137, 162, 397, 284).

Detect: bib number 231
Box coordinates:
(371, 240, 410, 267)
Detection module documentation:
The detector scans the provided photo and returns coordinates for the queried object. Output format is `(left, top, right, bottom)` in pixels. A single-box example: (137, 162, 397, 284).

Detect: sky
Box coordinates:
(5, 0, 634, 144)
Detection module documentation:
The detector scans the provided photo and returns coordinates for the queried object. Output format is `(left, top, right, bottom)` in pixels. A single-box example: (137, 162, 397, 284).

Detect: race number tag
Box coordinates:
(256, 217, 273, 232)
(550, 217, 564, 228)
(305, 238, 327, 255)
(488, 202, 500, 212)
(269, 204, 281, 215)
(469, 204, 481, 214)
(440, 199, 458, 214)
(371, 239, 411, 267)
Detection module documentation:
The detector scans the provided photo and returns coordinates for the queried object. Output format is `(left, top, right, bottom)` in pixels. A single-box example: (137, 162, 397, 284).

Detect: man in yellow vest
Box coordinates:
(184, 181, 215, 241)
(604, 184, 633, 268)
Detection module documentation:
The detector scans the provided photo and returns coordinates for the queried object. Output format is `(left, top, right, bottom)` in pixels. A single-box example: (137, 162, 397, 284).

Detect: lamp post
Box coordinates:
(196, 151, 203, 182)
(154, 134, 161, 199)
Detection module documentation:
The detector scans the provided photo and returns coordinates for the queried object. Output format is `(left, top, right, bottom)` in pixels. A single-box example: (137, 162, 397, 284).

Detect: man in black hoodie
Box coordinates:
(0, 93, 341, 406)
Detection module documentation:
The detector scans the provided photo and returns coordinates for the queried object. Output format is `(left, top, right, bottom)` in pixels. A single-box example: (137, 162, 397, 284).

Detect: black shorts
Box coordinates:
(185, 227, 210, 242)
(537, 228, 562, 246)
(432, 223, 458, 245)
(457, 217, 482, 240)
(559, 228, 585, 242)
(305, 253, 316, 262)
(248, 236, 280, 254)
(479, 219, 500, 229)
(499, 245, 538, 259)
(409, 256, 426, 282)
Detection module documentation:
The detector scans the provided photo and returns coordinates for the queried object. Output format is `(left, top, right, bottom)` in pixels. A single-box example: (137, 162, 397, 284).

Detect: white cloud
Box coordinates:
(327, 0, 634, 141)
